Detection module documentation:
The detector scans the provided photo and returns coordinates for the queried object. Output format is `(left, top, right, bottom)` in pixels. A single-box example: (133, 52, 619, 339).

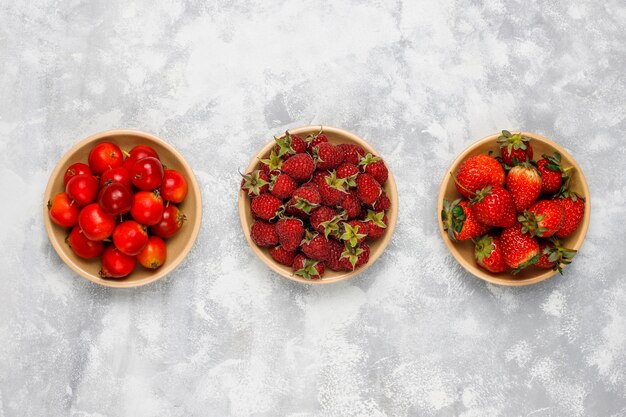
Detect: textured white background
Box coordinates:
(1, 0, 625, 416)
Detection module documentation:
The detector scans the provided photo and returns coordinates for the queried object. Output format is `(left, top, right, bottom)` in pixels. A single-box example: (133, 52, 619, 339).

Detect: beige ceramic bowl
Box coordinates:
(438, 131, 590, 286)
(44, 129, 202, 288)
(239, 126, 398, 284)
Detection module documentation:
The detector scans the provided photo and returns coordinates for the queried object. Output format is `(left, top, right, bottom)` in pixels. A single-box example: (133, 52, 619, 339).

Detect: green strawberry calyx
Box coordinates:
(240, 170, 269, 196)
(518, 210, 548, 237)
(365, 210, 386, 228)
(474, 234, 495, 263)
(259, 150, 283, 172)
(325, 170, 348, 192)
(441, 198, 466, 241)
(340, 223, 366, 248)
(340, 243, 364, 270)
(544, 238, 577, 274)
(294, 258, 321, 280)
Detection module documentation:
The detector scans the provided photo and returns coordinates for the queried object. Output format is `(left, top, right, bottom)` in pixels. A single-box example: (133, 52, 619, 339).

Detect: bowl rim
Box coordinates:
(43, 128, 203, 288)
(238, 125, 398, 284)
(437, 131, 591, 286)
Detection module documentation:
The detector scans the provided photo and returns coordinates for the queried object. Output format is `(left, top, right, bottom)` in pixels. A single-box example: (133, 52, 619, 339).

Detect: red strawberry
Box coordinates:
(364, 210, 387, 239)
(269, 173, 297, 199)
(518, 200, 565, 238)
(314, 142, 344, 170)
(281, 152, 315, 182)
(336, 162, 360, 187)
(310, 170, 328, 187)
(301, 230, 330, 261)
(319, 170, 348, 206)
(259, 150, 283, 176)
(506, 162, 542, 212)
(305, 130, 329, 151)
(500, 223, 540, 271)
(536, 239, 577, 273)
(310, 206, 338, 233)
(356, 173, 382, 204)
(469, 186, 517, 227)
(340, 220, 367, 247)
(497, 130, 533, 166)
(339, 242, 370, 270)
(441, 199, 491, 241)
(275, 217, 305, 251)
(553, 191, 585, 238)
(338, 143, 366, 165)
(455, 154, 505, 198)
(326, 239, 348, 271)
(287, 184, 321, 217)
(272, 131, 307, 158)
(251, 194, 282, 220)
(537, 153, 566, 195)
(250, 221, 279, 247)
(339, 190, 362, 219)
(359, 153, 388, 185)
(293, 254, 325, 280)
(474, 234, 507, 273)
(241, 170, 270, 197)
(270, 245, 297, 266)
(373, 191, 391, 211)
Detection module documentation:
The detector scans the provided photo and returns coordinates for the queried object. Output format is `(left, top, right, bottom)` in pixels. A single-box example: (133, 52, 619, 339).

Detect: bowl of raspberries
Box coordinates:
(438, 130, 590, 286)
(239, 126, 398, 283)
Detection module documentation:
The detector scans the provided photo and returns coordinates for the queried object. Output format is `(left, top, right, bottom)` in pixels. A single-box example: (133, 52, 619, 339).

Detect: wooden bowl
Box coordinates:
(43, 129, 202, 288)
(437, 131, 590, 286)
(239, 126, 398, 284)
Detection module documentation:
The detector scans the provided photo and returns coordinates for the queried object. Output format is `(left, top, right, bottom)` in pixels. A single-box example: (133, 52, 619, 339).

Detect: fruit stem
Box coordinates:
(449, 172, 475, 196)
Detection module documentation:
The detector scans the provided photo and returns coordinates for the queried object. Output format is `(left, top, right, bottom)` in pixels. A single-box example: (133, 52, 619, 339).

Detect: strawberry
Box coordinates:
(359, 153, 388, 185)
(275, 217, 305, 251)
(259, 150, 283, 176)
(356, 173, 382, 204)
(518, 200, 565, 238)
(553, 191, 585, 238)
(340, 220, 367, 247)
(373, 191, 391, 211)
(499, 223, 540, 271)
(251, 194, 282, 220)
(497, 130, 533, 166)
(338, 143, 366, 165)
(474, 234, 507, 273)
(336, 162, 360, 187)
(441, 199, 491, 241)
(506, 162, 542, 212)
(270, 173, 297, 199)
(293, 254, 325, 280)
(536, 239, 577, 273)
(340, 242, 370, 270)
(326, 239, 348, 271)
(241, 170, 269, 197)
(301, 230, 330, 261)
(273, 132, 307, 158)
(469, 186, 516, 227)
(339, 190, 362, 219)
(319, 170, 347, 206)
(305, 130, 329, 152)
(364, 210, 387, 239)
(454, 154, 505, 198)
(537, 153, 566, 195)
(281, 152, 315, 182)
(250, 221, 279, 247)
(270, 245, 297, 266)
(314, 142, 344, 170)
(287, 184, 321, 217)
(310, 206, 338, 233)
(310, 170, 328, 187)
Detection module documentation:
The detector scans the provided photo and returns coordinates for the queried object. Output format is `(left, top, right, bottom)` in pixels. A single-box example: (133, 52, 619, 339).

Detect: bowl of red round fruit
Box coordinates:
(44, 129, 202, 288)
(438, 131, 590, 286)
(239, 126, 398, 283)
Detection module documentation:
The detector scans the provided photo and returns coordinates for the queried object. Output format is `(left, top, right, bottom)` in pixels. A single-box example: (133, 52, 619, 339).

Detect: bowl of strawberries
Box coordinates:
(239, 126, 398, 283)
(439, 130, 590, 286)
(44, 129, 202, 288)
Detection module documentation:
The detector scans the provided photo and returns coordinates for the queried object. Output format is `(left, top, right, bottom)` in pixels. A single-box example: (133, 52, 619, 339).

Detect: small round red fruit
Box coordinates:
(123, 145, 160, 172)
(48, 192, 80, 228)
(149, 204, 186, 238)
(131, 157, 164, 191)
(99, 167, 132, 189)
(88, 142, 124, 175)
(78, 203, 116, 241)
(66, 174, 99, 207)
(98, 181, 133, 216)
(63, 163, 92, 186)
(136, 236, 167, 269)
(112, 220, 148, 256)
(65, 225, 104, 259)
(160, 169, 188, 203)
(99, 245, 136, 278)
(130, 191, 164, 225)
